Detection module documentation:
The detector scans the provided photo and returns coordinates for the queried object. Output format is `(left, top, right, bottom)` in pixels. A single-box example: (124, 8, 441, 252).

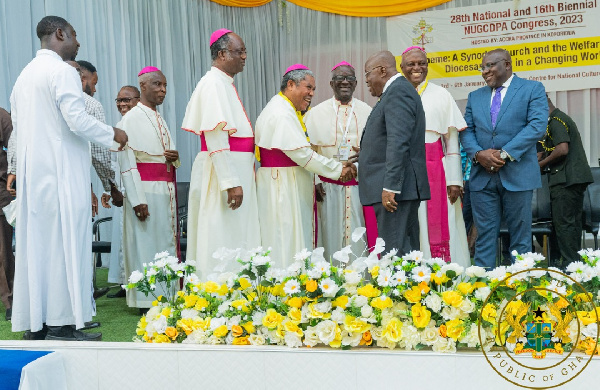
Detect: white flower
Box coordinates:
(303, 326, 320, 347)
(207, 335, 223, 345)
(283, 279, 301, 295)
(314, 300, 332, 313)
(184, 259, 197, 267)
(331, 307, 346, 324)
(432, 336, 457, 353)
(411, 265, 431, 283)
(420, 327, 438, 346)
(308, 261, 331, 278)
(399, 324, 420, 351)
(365, 251, 379, 271)
(185, 273, 200, 285)
(344, 270, 362, 285)
(180, 309, 199, 319)
(128, 270, 144, 284)
(209, 317, 227, 331)
(404, 250, 424, 263)
(441, 263, 464, 276)
(465, 266, 487, 278)
(248, 334, 266, 346)
(294, 249, 312, 262)
(342, 331, 362, 347)
(146, 306, 161, 319)
(460, 299, 476, 314)
(390, 270, 407, 286)
(183, 329, 207, 344)
(349, 295, 368, 307)
(582, 324, 598, 339)
(441, 306, 467, 321)
(376, 268, 393, 287)
(287, 262, 304, 276)
(252, 255, 271, 266)
(226, 315, 242, 327)
(316, 320, 337, 344)
(153, 315, 168, 334)
(459, 326, 482, 348)
(361, 305, 373, 318)
(333, 245, 353, 264)
(424, 293, 442, 313)
(372, 237, 386, 255)
(165, 255, 179, 266)
(319, 278, 340, 297)
(474, 287, 491, 302)
(351, 227, 367, 243)
(311, 247, 326, 263)
(547, 280, 567, 297)
(426, 257, 446, 268)
(487, 266, 508, 281)
(146, 268, 158, 277)
(284, 332, 303, 348)
(154, 251, 170, 260)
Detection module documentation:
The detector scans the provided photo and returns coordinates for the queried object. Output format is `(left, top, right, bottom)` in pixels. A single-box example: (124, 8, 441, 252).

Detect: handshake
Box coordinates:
(339, 161, 357, 182)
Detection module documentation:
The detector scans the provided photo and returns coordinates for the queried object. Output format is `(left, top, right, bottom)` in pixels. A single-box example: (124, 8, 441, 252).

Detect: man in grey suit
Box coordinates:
(358, 51, 430, 255)
(460, 48, 547, 269)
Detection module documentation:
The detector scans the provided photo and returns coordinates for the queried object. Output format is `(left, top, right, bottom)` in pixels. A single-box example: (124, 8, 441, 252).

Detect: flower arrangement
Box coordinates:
(126, 231, 600, 355)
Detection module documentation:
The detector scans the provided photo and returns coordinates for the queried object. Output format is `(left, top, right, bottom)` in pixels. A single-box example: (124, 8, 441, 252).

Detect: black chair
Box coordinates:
(176, 182, 190, 259)
(92, 216, 112, 289)
(583, 167, 600, 249)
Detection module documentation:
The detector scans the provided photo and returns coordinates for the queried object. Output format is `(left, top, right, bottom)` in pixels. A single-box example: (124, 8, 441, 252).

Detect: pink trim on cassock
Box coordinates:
(258, 148, 298, 168)
(137, 163, 176, 182)
(200, 133, 255, 153)
(425, 139, 451, 262)
(318, 175, 378, 252)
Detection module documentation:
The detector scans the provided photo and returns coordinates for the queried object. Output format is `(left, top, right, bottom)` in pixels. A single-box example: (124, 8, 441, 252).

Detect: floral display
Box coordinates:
(126, 230, 600, 355)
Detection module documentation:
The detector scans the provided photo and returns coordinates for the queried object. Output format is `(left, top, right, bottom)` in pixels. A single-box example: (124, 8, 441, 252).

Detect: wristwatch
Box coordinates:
(500, 149, 510, 161)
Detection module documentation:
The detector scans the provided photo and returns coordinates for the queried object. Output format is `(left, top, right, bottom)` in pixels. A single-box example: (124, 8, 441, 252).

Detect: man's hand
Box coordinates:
(447, 185, 462, 205)
(348, 146, 360, 164)
(164, 150, 179, 163)
(113, 127, 128, 151)
(339, 162, 356, 182)
(315, 183, 326, 202)
(101, 193, 111, 208)
(91, 192, 99, 217)
(133, 204, 150, 221)
(227, 186, 243, 210)
(382, 190, 398, 212)
(110, 183, 124, 207)
(6, 174, 15, 197)
(476, 149, 505, 173)
(537, 151, 545, 162)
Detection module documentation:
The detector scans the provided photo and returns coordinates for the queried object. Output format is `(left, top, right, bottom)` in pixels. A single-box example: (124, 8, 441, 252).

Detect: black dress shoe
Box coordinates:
(45, 325, 102, 341)
(93, 287, 110, 299)
(80, 321, 101, 330)
(23, 324, 49, 340)
(108, 289, 126, 298)
(5, 307, 11, 321)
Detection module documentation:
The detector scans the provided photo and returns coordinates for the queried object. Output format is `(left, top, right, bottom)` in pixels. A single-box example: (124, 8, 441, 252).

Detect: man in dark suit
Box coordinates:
(460, 49, 547, 269)
(358, 51, 430, 255)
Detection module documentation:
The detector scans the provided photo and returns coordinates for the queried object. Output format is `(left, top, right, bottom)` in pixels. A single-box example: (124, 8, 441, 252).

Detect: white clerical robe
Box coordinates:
(305, 97, 371, 260)
(417, 82, 470, 267)
(10, 49, 114, 332)
(117, 102, 180, 308)
(181, 67, 260, 280)
(255, 94, 343, 268)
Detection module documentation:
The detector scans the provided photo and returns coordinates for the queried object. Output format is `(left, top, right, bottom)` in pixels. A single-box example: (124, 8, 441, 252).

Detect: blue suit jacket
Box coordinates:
(460, 75, 547, 192)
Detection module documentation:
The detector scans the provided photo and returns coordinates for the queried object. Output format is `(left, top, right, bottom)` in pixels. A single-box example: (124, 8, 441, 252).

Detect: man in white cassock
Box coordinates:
(255, 65, 356, 267)
(305, 61, 373, 260)
(10, 16, 127, 340)
(400, 47, 469, 266)
(117, 67, 180, 309)
(181, 29, 259, 279)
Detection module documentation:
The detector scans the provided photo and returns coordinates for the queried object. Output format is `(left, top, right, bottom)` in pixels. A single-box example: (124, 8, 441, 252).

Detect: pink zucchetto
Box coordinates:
(138, 66, 161, 77)
(332, 61, 354, 71)
(284, 63, 310, 75)
(210, 29, 232, 46)
(402, 46, 427, 55)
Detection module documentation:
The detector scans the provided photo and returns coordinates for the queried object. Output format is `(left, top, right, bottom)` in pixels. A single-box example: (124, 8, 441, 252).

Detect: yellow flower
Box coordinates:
(177, 291, 185, 297)
(152, 300, 158, 307)
(217, 283, 229, 295)
(370, 266, 380, 278)
(473, 282, 487, 289)
(441, 290, 463, 308)
(157, 295, 164, 302)
(232, 336, 250, 345)
(481, 303, 497, 324)
(492, 321, 510, 345)
(418, 281, 430, 294)
(576, 310, 600, 326)
(505, 300, 526, 316)
(411, 303, 432, 329)
(231, 299, 249, 312)
(445, 318, 465, 341)
(308, 302, 332, 319)
(161, 307, 171, 317)
(431, 273, 449, 285)
(262, 308, 284, 329)
(203, 281, 220, 293)
(438, 324, 447, 338)
(404, 286, 422, 303)
(344, 315, 371, 333)
(382, 318, 403, 343)
(194, 297, 209, 311)
(357, 284, 381, 298)
(330, 325, 342, 348)
(371, 295, 393, 310)
(555, 297, 569, 309)
(306, 280, 318, 293)
(198, 317, 211, 330)
(457, 282, 475, 295)
(165, 326, 178, 340)
(231, 324, 244, 337)
(332, 295, 349, 309)
(176, 318, 201, 336)
(288, 307, 302, 324)
(242, 322, 255, 334)
(283, 320, 304, 337)
(239, 277, 252, 290)
(359, 331, 373, 346)
(286, 296, 304, 309)
(574, 293, 594, 303)
(154, 334, 170, 343)
(271, 283, 285, 297)
(213, 325, 229, 338)
(184, 294, 199, 308)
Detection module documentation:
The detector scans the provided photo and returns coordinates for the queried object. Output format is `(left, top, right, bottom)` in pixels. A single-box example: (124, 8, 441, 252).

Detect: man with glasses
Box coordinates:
(181, 29, 260, 279)
(115, 86, 140, 116)
(459, 48, 547, 269)
(358, 51, 430, 255)
(305, 61, 373, 259)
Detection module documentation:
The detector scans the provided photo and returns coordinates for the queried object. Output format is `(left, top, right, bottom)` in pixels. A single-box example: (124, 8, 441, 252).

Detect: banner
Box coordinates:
(387, 0, 600, 99)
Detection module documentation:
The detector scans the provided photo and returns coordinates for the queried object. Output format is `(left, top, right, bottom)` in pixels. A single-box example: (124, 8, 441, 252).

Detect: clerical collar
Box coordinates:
(211, 66, 234, 83)
(334, 97, 354, 106)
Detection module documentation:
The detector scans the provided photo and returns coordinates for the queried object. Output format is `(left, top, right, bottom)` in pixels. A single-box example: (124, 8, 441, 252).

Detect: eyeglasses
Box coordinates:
(480, 60, 507, 72)
(364, 66, 384, 78)
(115, 97, 140, 103)
(332, 75, 357, 82)
(226, 49, 247, 56)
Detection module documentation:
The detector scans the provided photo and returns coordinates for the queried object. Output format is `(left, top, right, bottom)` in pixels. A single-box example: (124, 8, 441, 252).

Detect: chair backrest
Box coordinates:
(533, 174, 552, 221)
(588, 167, 600, 222)
(176, 181, 190, 216)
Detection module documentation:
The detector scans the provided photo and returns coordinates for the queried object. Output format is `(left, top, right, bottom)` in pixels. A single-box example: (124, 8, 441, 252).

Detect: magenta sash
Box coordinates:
(258, 148, 298, 168)
(137, 163, 176, 182)
(425, 139, 451, 261)
(317, 176, 379, 252)
(200, 134, 255, 153)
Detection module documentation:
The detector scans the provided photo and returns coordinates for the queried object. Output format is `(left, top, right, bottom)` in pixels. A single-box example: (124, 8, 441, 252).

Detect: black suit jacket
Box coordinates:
(358, 75, 430, 205)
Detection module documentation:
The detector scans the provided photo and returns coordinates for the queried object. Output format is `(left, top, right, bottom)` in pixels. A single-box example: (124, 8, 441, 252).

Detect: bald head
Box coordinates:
(364, 51, 398, 97)
(138, 71, 167, 111)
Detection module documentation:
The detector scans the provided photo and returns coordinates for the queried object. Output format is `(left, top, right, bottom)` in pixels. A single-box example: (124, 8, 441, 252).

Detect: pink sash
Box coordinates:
(317, 176, 379, 252)
(200, 134, 255, 153)
(258, 148, 298, 168)
(425, 139, 451, 261)
(137, 163, 176, 182)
